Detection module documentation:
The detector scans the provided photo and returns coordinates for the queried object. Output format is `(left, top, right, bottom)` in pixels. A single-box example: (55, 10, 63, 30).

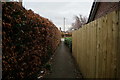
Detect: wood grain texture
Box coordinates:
(72, 10, 119, 78)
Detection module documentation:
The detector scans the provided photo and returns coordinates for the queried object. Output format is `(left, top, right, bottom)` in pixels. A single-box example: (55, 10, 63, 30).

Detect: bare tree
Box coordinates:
(19, 0, 22, 2)
(71, 14, 87, 30)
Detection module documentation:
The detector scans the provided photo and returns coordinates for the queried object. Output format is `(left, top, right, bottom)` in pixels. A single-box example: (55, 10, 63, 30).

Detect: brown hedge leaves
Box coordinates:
(2, 2, 61, 79)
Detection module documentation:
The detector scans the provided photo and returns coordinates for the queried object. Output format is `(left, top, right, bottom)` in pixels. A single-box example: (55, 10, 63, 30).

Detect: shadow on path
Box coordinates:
(45, 41, 82, 78)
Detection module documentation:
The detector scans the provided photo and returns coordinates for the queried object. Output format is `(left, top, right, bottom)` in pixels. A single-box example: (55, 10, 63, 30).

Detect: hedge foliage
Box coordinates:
(2, 2, 61, 79)
(64, 37, 72, 51)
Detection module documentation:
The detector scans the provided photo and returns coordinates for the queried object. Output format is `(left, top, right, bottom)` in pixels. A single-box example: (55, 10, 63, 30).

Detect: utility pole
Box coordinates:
(63, 17, 65, 38)
(64, 17, 65, 32)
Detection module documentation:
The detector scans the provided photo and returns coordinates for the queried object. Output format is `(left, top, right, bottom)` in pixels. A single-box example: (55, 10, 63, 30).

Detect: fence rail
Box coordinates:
(72, 10, 120, 78)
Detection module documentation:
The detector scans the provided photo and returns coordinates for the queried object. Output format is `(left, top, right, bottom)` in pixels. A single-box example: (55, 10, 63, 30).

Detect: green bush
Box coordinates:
(64, 37, 72, 51)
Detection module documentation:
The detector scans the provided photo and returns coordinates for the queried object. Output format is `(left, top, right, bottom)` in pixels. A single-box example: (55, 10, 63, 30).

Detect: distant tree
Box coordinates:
(71, 14, 87, 30)
(19, 0, 22, 2)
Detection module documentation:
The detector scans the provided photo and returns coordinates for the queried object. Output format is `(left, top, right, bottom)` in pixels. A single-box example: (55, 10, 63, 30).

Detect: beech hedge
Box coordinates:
(2, 2, 61, 79)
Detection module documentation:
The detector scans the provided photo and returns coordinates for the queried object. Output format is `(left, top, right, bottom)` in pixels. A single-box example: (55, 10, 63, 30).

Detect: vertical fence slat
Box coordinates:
(94, 20, 97, 78)
(112, 11, 119, 78)
(87, 25, 89, 77)
(102, 16, 107, 78)
(96, 19, 99, 78)
(117, 10, 120, 78)
(97, 17, 102, 78)
(106, 11, 113, 78)
(91, 21, 97, 78)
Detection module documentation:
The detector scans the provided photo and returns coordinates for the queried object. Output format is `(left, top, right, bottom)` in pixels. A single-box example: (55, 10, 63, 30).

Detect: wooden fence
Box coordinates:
(72, 10, 120, 78)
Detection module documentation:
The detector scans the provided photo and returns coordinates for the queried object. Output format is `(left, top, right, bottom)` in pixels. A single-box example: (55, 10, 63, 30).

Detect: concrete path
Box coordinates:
(45, 41, 82, 78)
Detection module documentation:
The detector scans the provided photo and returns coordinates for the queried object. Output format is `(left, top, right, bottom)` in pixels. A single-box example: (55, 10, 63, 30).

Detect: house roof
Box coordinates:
(87, 0, 120, 23)
(87, 0, 100, 23)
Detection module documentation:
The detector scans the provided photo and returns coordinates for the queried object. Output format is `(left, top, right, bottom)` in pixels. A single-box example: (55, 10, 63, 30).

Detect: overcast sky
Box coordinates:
(23, 1, 93, 31)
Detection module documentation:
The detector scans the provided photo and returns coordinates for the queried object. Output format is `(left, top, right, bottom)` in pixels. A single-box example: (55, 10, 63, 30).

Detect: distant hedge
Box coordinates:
(2, 2, 61, 79)
(64, 37, 72, 51)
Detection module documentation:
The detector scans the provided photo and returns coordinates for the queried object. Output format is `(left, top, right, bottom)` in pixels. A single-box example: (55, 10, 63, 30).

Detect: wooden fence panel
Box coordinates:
(72, 10, 120, 78)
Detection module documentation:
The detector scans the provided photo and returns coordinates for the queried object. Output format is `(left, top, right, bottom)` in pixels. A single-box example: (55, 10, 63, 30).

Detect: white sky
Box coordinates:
(23, 1, 94, 31)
